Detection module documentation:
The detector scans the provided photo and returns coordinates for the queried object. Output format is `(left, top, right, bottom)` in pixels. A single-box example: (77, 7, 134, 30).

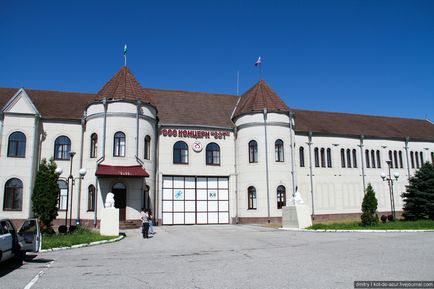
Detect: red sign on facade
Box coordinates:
(160, 128, 230, 139)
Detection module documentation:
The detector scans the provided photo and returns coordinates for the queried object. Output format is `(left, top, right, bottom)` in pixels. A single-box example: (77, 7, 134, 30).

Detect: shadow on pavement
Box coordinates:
(0, 254, 53, 278)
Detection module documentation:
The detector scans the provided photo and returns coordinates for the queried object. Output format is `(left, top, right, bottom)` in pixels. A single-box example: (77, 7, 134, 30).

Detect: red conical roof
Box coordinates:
(232, 80, 290, 120)
(96, 66, 155, 106)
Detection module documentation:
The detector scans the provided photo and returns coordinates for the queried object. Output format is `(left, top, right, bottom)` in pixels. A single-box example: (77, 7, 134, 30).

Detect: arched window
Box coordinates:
(57, 180, 68, 210)
(90, 133, 98, 158)
(327, 148, 332, 168)
(365, 150, 370, 168)
(389, 150, 393, 168)
(248, 186, 257, 210)
(54, 136, 71, 160)
(113, 132, 126, 157)
(410, 151, 415, 168)
(415, 151, 420, 168)
(341, 148, 346, 168)
(399, 151, 403, 168)
(352, 149, 358, 168)
(206, 142, 220, 165)
(3, 178, 23, 210)
(299, 147, 305, 167)
(394, 151, 398, 170)
(173, 141, 188, 164)
(320, 148, 326, 167)
(88, 185, 95, 211)
(249, 140, 258, 163)
(431, 152, 434, 164)
(144, 135, 151, 160)
(347, 149, 352, 168)
(275, 139, 284, 162)
(8, 131, 26, 157)
(277, 185, 286, 209)
(376, 150, 381, 168)
(371, 150, 376, 168)
(314, 148, 319, 167)
(420, 152, 424, 165)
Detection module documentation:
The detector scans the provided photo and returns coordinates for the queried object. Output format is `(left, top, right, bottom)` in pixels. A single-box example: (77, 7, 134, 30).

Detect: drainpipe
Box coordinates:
(76, 115, 85, 224)
(154, 122, 160, 224)
(288, 112, 296, 199)
(263, 108, 271, 224)
(359, 135, 366, 192)
(404, 137, 411, 181)
(29, 114, 40, 218)
(233, 127, 239, 224)
(135, 101, 144, 166)
(95, 98, 108, 227)
(307, 131, 314, 220)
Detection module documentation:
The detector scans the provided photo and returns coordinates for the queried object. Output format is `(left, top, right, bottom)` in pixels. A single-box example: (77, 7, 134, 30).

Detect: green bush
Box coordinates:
(32, 158, 59, 233)
(361, 183, 379, 226)
(402, 162, 434, 220)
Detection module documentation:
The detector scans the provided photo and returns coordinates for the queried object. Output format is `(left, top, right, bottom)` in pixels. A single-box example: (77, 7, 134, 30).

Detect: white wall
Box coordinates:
(235, 112, 294, 219)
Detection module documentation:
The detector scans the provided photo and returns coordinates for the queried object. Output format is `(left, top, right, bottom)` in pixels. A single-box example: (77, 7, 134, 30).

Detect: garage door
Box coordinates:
(162, 176, 229, 225)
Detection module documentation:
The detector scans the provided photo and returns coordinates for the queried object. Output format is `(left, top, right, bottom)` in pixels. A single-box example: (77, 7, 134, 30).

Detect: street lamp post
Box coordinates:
(380, 160, 399, 220)
(55, 151, 87, 228)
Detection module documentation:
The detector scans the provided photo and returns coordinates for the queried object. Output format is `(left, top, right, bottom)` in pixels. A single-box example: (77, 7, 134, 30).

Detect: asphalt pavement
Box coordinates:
(1, 225, 433, 289)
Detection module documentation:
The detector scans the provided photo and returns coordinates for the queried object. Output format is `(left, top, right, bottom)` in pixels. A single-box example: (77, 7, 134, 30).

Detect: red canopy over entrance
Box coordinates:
(95, 165, 149, 177)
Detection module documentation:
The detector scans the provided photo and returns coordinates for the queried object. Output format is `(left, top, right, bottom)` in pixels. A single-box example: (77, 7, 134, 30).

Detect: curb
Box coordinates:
(40, 234, 125, 253)
(279, 228, 434, 233)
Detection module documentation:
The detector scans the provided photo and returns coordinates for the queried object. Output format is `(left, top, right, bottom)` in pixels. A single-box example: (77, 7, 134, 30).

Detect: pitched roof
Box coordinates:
(147, 88, 238, 128)
(293, 108, 434, 142)
(96, 66, 155, 106)
(0, 87, 94, 120)
(232, 80, 290, 120)
(1, 85, 434, 141)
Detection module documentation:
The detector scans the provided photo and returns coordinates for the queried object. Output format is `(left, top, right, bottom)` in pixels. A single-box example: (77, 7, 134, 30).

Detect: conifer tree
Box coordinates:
(32, 158, 59, 233)
(361, 183, 379, 226)
(402, 162, 434, 220)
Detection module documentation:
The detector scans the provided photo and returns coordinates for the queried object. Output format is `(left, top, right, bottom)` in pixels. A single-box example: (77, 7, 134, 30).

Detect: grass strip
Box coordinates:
(307, 219, 434, 230)
(42, 226, 118, 250)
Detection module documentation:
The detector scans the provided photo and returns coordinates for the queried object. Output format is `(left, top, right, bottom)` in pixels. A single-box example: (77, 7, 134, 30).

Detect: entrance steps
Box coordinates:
(119, 220, 142, 229)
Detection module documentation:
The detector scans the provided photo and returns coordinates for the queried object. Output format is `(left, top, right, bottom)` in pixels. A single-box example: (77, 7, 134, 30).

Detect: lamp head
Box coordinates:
(386, 160, 391, 166)
(394, 172, 399, 180)
(55, 167, 63, 176)
(79, 168, 87, 177)
(380, 172, 386, 180)
(69, 151, 76, 158)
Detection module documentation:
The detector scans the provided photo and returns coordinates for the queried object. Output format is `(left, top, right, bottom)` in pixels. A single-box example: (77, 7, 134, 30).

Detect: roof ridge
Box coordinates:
(292, 108, 430, 122)
(145, 87, 237, 97)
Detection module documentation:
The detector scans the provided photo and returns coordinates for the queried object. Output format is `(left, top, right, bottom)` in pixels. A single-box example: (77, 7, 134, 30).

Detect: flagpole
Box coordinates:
(236, 70, 240, 96)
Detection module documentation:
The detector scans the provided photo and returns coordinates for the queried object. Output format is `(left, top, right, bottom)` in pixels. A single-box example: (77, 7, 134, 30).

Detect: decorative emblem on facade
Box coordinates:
(175, 190, 183, 199)
(193, 141, 203, 152)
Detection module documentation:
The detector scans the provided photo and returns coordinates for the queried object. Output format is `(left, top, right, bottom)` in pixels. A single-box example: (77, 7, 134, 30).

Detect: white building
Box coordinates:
(1, 66, 433, 227)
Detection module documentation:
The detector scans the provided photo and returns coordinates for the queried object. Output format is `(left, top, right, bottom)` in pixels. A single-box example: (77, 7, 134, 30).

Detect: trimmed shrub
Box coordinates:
(361, 183, 379, 226)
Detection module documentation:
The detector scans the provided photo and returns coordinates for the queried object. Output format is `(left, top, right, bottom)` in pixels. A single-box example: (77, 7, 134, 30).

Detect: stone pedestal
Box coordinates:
(100, 208, 119, 236)
(282, 205, 312, 229)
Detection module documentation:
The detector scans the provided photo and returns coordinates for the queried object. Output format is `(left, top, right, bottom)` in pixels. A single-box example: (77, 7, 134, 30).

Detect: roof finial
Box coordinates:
(123, 44, 128, 67)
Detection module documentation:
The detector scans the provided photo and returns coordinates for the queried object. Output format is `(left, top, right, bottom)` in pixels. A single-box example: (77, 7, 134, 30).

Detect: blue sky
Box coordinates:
(1, 0, 433, 120)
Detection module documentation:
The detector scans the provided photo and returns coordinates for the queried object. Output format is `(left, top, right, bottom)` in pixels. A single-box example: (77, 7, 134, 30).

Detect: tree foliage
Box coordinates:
(402, 162, 434, 220)
(32, 158, 59, 233)
(361, 183, 379, 226)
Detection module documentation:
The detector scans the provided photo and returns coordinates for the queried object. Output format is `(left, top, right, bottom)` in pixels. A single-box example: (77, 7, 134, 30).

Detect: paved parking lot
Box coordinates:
(1, 225, 433, 289)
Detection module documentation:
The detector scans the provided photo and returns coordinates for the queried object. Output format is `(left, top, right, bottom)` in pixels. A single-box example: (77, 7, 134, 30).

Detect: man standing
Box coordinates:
(141, 208, 149, 239)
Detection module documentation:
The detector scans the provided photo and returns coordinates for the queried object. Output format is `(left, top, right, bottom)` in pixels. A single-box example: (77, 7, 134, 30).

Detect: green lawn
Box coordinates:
(42, 226, 118, 250)
(307, 219, 434, 230)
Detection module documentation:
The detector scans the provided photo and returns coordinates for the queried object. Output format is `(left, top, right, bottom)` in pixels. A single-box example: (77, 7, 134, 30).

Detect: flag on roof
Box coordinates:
(255, 56, 261, 66)
(123, 44, 127, 55)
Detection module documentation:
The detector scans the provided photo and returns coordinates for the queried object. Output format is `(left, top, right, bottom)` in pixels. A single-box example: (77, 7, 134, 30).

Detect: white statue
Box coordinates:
(289, 187, 304, 205)
(105, 192, 115, 208)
